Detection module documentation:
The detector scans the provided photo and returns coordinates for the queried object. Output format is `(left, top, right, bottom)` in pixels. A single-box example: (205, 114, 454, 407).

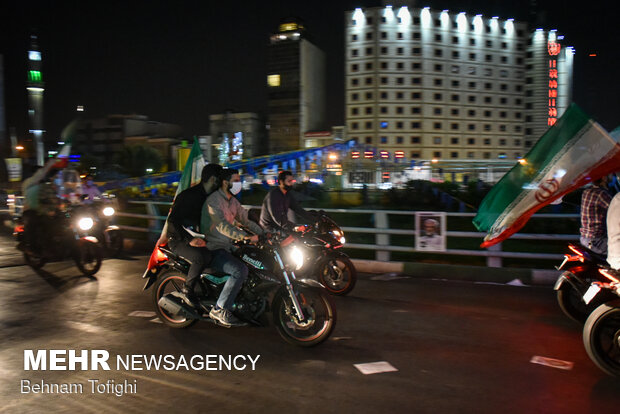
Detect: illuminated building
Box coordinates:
(208, 112, 265, 163)
(267, 18, 326, 153)
(344, 5, 574, 164)
(27, 34, 45, 166)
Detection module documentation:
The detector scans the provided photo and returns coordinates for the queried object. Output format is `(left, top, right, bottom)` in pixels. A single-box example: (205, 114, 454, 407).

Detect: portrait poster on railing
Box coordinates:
(415, 212, 446, 252)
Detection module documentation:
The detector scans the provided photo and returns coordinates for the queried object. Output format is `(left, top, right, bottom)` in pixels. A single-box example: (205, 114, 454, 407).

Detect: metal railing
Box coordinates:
(115, 200, 579, 268)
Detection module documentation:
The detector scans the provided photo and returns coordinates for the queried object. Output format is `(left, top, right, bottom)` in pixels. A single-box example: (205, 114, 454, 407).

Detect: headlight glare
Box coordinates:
(290, 246, 304, 270)
(78, 217, 94, 231)
(103, 207, 115, 216)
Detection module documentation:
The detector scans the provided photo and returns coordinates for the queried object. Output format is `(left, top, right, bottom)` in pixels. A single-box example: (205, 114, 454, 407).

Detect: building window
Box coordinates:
(434, 78, 443, 86)
(366, 62, 373, 70)
(413, 32, 421, 39)
(396, 92, 404, 99)
(351, 64, 359, 72)
(451, 109, 459, 116)
(381, 31, 387, 39)
(381, 77, 388, 85)
(396, 136, 404, 144)
(397, 62, 404, 70)
(452, 36, 459, 44)
(397, 32, 404, 39)
(411, 136, 421, 144)
(468, 81, 476, 89)
(365, 107, 372, 114)
(484, 110, 491, 117)
(411, 151, 420, 158)
(396, 122, 404, 129)
(469, 53, 476, 61)
(411, 122, 421, 129)
(267, 74, 281, 87)
(352, 35, 358, 41)
(433, 122, 442, 130)
(397, 77, 404, 85)
(451, 80, 460, 87)
(434, 49, 443, 57)
(365, 121, 372, 129)
(484, 124, 491, 131)
(412, 77, 421, 85)
(365, 77, 373, 85)
(433, 137, 442, 144)
(381, 47, 388, 55)
(484, 138, 491, 145)
(467, 138, 475, 145)
(351, 108, 359, 115)
(411, 107, 421, 114)
(451, 152, 459, 158)
(381, 61, 388, 69)
(352, 93, 359, 101)
(451, 137, 459, 145)
(468, 124, 476, 131)
(412, 62, 421, 70)
(352, 122, 359, 130)
(434, 64, 443, 72)
(396, 107, 404, 114)
(366, 47, 373, 56)
(366, 92, 373, 99)
(381, 92, 388, 99)
(452, 51, 460, 59)
(365, 136, 372, 144)
(433, 151, 442, 158)
(351, 49, 358, 57)
(380, 107, 388, 114)
(434, 93, 443, 100)
(468, 110, 476, 117)
(351, 78, 359, 86)
(381, 136, 387, 144)
(451, 123, 459, 130)
(499, 139, 506, 146)
(468, 96, 476, 103)
(467, 152, 475, 158)
(412, 92, 421, 99)
(412, 47, 421, 55)
(434, 107, 442, 115)
(366, 32, 373, 40)
(485, 54, 492, 62)
(483, 152, 491, 159)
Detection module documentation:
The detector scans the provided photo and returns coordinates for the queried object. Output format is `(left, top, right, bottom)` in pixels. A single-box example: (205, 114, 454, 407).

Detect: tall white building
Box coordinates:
(345, 5, 573, 166)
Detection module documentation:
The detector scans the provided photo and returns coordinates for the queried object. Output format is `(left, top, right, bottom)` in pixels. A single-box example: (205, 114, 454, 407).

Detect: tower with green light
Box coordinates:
(27, 34, 45, 166)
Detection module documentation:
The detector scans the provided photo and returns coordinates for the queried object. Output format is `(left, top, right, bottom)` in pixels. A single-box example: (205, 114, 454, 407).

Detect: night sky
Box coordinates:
(0, 0, 617, 144)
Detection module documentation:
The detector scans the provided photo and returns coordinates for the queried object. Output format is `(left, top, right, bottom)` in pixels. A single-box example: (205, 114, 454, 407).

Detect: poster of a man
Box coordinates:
(416, 212, 446, 252)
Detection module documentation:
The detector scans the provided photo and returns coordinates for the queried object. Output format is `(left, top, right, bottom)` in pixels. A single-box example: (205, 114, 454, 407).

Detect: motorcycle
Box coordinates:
(142, 233, 337, 347)
(14, 205, 103, 276)
(581, 267, 620, 376)
(90, 199, 124, 258)
(553, 243, 615, 323)
(291, 210, 357, 296)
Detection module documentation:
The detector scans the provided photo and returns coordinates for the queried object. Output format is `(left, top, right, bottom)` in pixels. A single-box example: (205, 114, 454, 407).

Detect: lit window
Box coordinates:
(267, 74, 280, 87)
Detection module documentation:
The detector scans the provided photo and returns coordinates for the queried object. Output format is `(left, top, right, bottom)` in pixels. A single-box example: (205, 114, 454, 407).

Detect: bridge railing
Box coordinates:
(116, 199, 579, 268)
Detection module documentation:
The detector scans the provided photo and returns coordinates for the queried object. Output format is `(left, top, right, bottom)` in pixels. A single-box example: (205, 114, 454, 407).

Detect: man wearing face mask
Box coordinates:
(206, 168, 263, 327)
(166, 163, 223, 306)
(259, 170, 312, 233)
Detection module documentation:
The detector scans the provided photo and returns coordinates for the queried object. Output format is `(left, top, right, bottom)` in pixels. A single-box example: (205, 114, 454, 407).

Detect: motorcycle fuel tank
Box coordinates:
(238, 245, 274, 273)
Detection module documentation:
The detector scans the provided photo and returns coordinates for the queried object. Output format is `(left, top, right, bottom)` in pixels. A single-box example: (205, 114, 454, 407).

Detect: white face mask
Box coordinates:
(230, 181, 242, 195)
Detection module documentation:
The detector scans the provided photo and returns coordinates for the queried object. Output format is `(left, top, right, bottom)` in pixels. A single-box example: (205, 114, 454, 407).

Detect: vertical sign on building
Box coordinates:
(547, 39, 561, 126)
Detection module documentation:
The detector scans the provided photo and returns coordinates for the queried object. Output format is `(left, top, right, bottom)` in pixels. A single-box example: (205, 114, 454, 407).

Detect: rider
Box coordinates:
(166, 163, 223, 305)
(259, 170, 313, 233)
(205, 168, 264, 327)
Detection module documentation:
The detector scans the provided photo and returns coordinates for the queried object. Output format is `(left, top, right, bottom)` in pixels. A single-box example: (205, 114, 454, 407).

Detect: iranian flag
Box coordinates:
(144, 139, 205, 274)
(473, 104, 620, 248)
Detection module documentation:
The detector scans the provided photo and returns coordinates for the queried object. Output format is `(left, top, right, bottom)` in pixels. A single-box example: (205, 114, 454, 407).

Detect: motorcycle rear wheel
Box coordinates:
(153, 270, 197, 328)
(318, 255, 357, 296)
(74, 240, 102, 276)
(273, 286, 336, 347)
(583, 299, 620, 377)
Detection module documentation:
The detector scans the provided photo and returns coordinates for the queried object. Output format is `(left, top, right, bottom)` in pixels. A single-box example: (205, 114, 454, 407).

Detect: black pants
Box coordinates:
(168, 239, 213, 288)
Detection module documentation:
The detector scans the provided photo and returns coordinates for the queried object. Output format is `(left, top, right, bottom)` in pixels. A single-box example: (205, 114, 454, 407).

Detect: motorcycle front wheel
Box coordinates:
(105, 230, 124, 258)
(153, 270, 197, 329)
(318, 255, 357, 296)
(583, 299, 620, 377)
(74, 240, 102, 276)
(23, 250, 46, 270)
(272, 286, 336, 347)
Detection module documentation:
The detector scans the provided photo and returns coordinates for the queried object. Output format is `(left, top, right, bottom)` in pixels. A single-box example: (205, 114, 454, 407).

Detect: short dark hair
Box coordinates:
(201, 163, 223, 183)
(278, 170, 293, 184)
(220, 168, 239, 183)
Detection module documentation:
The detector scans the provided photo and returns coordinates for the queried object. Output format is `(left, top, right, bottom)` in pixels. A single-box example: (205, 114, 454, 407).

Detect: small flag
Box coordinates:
(473, 104, 620, 247)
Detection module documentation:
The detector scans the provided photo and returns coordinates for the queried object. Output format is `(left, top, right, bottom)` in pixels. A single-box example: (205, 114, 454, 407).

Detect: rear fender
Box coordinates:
(554, 271, 588, 291)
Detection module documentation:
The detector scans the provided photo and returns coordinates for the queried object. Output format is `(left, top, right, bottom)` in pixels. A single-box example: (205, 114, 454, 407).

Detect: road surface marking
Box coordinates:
(530, 355, 574, 370)
(129, 311, 157, 318)
(354, 361, 398, 375)
(66, 321, 104, 333)
(370, 273, 411, 281)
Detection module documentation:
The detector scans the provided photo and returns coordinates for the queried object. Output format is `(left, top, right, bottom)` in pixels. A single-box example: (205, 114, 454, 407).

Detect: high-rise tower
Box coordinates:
(267, 18, 326, 153)
(27, 34, 45, 166)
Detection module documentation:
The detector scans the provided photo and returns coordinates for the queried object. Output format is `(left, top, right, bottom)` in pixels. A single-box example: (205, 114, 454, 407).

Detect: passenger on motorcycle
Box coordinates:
(259, 170, 313, 234)
(21, 166, 63, 254)
(205, 168, 264, 327)
(166, 163, 223, 306)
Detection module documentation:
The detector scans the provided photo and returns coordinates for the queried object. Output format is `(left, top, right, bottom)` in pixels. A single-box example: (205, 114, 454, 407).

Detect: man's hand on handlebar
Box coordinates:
(245, 234, 259, 244)
(189, 237, 206, 247)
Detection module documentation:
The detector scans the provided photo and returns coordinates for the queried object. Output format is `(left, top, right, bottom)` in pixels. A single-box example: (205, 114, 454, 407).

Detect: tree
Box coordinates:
(115, 145, 163, 177)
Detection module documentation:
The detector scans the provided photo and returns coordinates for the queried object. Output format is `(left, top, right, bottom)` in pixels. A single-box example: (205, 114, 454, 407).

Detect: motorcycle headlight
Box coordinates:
(289, 246, 304, 270)
(78, 217, 94, 231)
(102, 207, 115, 217)
(331, 229, 343, 237)
(339, 236, 346, 245)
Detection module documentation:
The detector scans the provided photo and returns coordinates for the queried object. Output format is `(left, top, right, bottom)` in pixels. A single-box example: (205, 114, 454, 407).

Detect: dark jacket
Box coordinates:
(259, 188, 310, 233)
(167, 184, 208, 243)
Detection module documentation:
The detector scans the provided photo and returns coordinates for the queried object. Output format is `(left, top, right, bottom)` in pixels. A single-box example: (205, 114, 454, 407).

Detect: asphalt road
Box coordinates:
(1, 234, 619, 414)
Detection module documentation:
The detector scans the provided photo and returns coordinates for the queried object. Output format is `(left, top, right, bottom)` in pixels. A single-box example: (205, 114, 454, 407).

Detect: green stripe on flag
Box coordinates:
(176, 139, 205, 197)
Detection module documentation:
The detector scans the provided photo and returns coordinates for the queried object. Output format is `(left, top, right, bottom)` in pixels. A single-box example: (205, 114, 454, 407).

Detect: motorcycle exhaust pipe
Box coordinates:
(158, 293, 199, 319)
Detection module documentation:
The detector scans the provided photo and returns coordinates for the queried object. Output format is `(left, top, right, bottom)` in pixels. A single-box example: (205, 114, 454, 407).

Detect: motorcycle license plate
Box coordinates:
(583, 284, 601, 305)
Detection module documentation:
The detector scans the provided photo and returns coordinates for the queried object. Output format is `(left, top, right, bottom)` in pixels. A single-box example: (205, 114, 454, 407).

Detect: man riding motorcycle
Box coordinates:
(259, 170, 313, 234)
(205, 168, 264, 327)
(166, 163, 223, 306)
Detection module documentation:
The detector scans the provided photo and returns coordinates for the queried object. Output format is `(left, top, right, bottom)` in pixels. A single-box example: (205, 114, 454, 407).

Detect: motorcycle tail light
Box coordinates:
(598, 268, 620, 283)
(14, 224, 24, 233)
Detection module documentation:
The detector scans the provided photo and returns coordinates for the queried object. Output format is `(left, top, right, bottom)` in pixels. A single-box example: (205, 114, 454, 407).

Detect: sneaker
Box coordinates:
(209, 307, 247, 328)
